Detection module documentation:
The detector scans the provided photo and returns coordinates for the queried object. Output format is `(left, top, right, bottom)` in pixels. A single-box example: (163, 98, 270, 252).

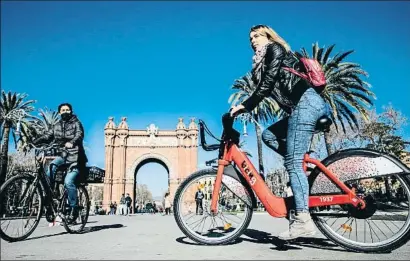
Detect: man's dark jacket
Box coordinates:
(34, 114, 88, 171)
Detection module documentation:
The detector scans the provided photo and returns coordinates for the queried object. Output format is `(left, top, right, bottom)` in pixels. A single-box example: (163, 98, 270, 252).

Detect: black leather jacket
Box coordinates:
(34, 114, 88, 168)
(242, 42, 308, 114)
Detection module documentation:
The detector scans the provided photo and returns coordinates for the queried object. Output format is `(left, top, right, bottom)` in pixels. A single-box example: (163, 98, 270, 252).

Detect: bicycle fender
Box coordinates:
(309, 148, 410, 194)
(214, 165, 258, 209)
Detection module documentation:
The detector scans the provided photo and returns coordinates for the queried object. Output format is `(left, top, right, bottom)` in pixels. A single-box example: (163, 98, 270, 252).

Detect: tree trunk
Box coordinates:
(254, 123, 265, 177)
(324, 131, 333, 156)
(384, 178, 391, 200)
(0, 124, 11, 185)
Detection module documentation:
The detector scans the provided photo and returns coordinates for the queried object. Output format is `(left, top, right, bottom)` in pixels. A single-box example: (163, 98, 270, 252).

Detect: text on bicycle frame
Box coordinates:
(241, 161, 257, 186)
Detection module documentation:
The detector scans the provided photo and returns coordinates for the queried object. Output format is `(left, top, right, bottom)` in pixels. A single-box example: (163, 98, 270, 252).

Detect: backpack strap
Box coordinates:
(283, 67, 308, 80)
(282, 51, 308, 80)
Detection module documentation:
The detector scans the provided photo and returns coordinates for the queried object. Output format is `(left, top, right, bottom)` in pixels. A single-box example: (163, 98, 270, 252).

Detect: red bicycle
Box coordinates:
(173, 112, 410, 253)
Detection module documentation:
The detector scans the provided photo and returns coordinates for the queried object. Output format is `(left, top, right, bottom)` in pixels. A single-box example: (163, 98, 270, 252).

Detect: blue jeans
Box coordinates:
(47, 157, 79, 208)
(262, 88, 328, 212)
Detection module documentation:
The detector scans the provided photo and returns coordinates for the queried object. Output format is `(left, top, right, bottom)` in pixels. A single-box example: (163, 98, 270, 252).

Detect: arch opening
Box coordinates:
(133, 158, 169, 213)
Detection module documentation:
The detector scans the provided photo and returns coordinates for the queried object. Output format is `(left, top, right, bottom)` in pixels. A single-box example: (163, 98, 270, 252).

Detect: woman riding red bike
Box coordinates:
(230, 24, 330, 240)
(173, 24, 410, 253)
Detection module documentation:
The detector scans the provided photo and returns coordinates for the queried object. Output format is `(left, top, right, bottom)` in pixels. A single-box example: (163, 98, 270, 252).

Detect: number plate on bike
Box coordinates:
(320, 196, 333, 202)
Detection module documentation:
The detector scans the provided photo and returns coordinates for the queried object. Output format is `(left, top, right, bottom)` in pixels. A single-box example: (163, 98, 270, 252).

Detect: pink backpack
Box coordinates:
(283, 57, 327, 90)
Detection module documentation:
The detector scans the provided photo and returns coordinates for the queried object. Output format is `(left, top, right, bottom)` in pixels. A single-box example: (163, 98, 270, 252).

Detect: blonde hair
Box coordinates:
(250, 24, 291, 52)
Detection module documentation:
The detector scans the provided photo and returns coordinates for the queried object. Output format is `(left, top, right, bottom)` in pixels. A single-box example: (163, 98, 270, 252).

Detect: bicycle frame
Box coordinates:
(25, 153, 67, 212)
(210, 142, 367, 218)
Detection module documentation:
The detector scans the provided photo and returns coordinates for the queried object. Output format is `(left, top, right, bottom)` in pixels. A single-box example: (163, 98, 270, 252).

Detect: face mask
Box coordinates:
(61, 112, 72, 121)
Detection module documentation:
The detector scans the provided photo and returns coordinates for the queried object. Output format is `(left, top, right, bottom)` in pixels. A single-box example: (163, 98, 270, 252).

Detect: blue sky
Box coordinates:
(2, 1, 409, 197)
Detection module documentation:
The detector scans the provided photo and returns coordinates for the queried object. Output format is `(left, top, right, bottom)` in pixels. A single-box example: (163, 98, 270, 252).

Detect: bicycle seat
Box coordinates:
(315, 115, 332, 133)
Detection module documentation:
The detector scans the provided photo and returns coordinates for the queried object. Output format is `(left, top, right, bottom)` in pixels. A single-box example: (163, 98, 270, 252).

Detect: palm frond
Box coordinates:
(322, 44, 335, 64)
(301, 47, 309, 58)
(298, 42, 375, 133)
(332, 50, 355, 64)
(312, 42, 319, 60)
(317, 46, 324, 63)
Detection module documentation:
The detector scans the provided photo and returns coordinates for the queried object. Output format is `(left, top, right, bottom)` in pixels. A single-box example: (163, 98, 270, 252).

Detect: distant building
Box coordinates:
(102, 117, 198, 213)
(401, 151, 410, 168)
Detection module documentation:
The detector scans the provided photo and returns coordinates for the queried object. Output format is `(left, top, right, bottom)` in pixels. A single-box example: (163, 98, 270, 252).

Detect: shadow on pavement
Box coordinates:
(175, 228, 372, 252)
(176, 236, 243, 246)
(243, 228, 391, 253)
(21, 232, 68, 242)
(79, 223, 125, 234)
(12, 223, 125, 242)
(241, 229, 301, 251)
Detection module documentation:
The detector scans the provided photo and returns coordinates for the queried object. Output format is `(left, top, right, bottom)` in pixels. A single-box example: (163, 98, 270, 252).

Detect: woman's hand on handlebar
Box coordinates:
(230, 104, 245, 117)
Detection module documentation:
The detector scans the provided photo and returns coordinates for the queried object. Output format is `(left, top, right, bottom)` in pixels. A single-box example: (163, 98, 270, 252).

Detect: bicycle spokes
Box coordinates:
(0, 177, 41, 240)
(177, 172, 252, 241)
(311, 174, 410, 246)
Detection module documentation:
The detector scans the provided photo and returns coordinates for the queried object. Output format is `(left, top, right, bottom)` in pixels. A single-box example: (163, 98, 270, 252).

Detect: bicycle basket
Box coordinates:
(84, 166, 105, 183)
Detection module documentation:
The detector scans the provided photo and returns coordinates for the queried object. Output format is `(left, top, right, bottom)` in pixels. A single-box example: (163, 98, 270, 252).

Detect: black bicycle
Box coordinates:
(0, 143, 90, 242)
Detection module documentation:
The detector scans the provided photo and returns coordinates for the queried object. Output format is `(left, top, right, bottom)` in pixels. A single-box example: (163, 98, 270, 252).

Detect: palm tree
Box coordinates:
(32, 107, 60, 134)
(296, 42, 376, 154)
(15, 107, 60, 152)
(228, 73, 281, 177)
(0, 91, 36, 184)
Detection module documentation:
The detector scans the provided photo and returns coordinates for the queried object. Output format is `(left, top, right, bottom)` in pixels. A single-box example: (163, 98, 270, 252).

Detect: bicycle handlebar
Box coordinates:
(198, 112, 237, 152)
(198, 121, 219, 151)
(29, 143, 69, 159)
(29, 143, 58, 151)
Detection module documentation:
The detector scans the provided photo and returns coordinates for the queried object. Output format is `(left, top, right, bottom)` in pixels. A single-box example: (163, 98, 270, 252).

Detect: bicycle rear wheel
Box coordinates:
(309, 151, 410, 253)
(62, 185, 90, 233)
(173, 169, 253, 245)
(0, 174, 43, 242)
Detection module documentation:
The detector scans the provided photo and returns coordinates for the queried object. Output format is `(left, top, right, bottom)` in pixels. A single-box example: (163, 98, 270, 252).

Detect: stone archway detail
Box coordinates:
(126, 153, 172, 180)
(102, 116, 198, 211)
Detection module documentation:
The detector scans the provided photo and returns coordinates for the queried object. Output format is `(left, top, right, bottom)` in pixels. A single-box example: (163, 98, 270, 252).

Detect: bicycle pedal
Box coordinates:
(341, 224, 352, 232)
(224, 223, 232, 230)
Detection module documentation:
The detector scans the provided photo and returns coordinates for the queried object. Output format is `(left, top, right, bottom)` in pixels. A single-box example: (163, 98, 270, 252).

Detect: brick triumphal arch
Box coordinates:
(102, 117, 198, 211)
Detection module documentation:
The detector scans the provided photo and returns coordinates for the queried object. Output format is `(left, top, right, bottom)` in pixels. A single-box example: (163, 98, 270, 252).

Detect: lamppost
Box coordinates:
(3, 109, 26, 136)
(237, 113, 263, 138)
(1, 109, 26, 150)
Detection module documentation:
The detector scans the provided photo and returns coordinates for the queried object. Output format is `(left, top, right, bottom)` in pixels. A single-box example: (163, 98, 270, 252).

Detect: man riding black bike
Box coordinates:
(33, 103, 88, 224)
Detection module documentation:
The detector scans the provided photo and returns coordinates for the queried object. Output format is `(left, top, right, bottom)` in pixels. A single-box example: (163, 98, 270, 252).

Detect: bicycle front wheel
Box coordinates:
(62, 185, 90, 234)
(173, 168, 253, 245)
(0, 174, 43, 242)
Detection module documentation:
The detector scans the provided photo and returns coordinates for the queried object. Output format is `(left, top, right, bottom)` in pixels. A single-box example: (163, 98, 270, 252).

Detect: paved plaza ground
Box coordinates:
(1, 213, 410, 260)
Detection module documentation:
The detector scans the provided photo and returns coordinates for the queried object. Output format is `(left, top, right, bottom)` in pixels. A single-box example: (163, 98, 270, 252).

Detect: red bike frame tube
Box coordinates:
(229, 144, 288, 217)
(210, 144, 366, 217)
(305, 155, 366, 209)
